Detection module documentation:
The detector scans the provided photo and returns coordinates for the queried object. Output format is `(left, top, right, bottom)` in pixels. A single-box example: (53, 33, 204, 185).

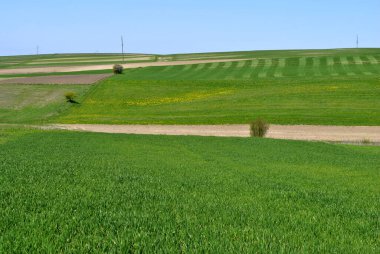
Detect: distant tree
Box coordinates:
(64, 92, 78, 104)
(113, 64, 123, 74)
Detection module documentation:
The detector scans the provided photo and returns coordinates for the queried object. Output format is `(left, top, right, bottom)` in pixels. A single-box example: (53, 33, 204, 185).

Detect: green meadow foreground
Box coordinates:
(0, 128, 379, 252)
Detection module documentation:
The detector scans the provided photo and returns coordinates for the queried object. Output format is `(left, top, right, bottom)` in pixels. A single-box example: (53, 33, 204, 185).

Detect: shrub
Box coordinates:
(113, 64, 123, 74)
(250, 118, 269, 137)
(64, 92, 77, 103)
(361, 139, 371, 145)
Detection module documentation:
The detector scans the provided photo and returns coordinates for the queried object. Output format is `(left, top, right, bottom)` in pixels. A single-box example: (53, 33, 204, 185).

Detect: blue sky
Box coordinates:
(1, 0, 379, 55)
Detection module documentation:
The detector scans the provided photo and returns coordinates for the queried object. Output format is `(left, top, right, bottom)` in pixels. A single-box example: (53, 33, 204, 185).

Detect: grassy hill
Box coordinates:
(1, 127, 379, 252)
(1, 48, 380, 125)
(124, 48, 380, 80)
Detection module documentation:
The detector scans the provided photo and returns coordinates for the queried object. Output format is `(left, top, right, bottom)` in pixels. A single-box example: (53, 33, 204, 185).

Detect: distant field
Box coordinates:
(0, 53, 157, 69)
(0, 128, 379, 252)
(124, 49, 380, 80)
(1, 49, 380, 125)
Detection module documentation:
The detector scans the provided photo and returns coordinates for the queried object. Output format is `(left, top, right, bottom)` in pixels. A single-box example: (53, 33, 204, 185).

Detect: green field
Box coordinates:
(125, 49, 380, 80)
(57, 76, 380, 125)
(1, 49, 379, 125)
(1, 128, 379, 252)
(0, 84, 90, 123)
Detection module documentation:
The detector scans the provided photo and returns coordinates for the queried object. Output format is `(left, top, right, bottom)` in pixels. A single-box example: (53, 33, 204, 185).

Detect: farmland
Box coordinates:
(1, 49, 379, 126)
(0, 84, 90, 123)
(57, 76, 380, 125)
(0, 53, 156, 69)
(0, 128, 379, 252)
(124, 49, 380, 80)
(1, 48, 380, 252)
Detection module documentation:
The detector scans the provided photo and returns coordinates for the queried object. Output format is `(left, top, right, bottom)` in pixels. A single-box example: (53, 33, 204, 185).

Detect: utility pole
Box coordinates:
(121, 36, 125, 62)
(36, 45, 39, 55)
(356, 35, 359, 49)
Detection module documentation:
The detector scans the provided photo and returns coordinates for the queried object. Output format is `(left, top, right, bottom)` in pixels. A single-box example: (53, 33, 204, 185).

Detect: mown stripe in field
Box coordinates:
(237, 61, 246, 68)
(297, 57, 307, 77)
(224, 61, 239, 80)
(183, 64, 194, 71)
(161, 65, 176, 72)
(228, 61, 251, 79)
(274, 58, 285, 77)
(194, 63, 207, 71)
(170, 64, 199, 79)
(353, 56, 373, 75)
(340, 57, 356, 76)
(327, 57, 339, 76)
(242, 59, 259, 79)
(206, 62, 232, 80)
(366, 56, 379, 65)
(312, 58, 322, 77)
(363, 56, 380, 75)
(192, 63, 218, 80)
(209, 62, 221, 69)
(258, 59, 272, 78)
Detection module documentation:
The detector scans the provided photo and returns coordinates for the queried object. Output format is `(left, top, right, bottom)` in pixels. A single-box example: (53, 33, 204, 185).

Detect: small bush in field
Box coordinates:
(65, 92, 77, 103)
(113, 64, 123, 74)
(250, 118, 269, 137)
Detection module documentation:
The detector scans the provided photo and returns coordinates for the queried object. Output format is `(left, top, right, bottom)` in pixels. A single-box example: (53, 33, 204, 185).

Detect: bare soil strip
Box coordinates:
(0, 74, 113, 85)
(48, 124, 380, 142)
(0, 59, 249, 75)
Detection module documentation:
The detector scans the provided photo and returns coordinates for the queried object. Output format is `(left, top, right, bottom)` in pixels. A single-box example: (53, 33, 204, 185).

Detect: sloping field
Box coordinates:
(0, 74, 112, 85)
(0, 128, 379, 252)
(124, 51, 380, 80)
(57, 77, 380, 126)
(0, 59, 247, 75)
(0, 84, 90, 123)
(1, 49, 379, 126)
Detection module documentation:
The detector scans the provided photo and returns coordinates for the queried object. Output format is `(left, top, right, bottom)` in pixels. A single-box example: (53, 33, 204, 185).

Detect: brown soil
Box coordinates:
(0, 74, 113, 85)
(46, 124, 380, 143)
(0, 59, 249, 75)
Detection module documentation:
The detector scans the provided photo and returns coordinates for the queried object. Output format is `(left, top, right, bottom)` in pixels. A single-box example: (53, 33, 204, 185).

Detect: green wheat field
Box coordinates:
(1, 48, 380, 252)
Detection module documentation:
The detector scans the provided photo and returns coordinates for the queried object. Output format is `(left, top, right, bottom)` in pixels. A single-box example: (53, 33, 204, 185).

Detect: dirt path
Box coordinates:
(48, 124, 380, 143)
(0, 59, 249, 75)
(0, 74, 113, 85)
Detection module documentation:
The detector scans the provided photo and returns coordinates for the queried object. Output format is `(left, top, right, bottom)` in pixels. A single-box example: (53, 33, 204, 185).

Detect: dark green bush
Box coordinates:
(113, 64, 123, 74)
(250, 118, 269, 137)
(64, 92, 78, 104)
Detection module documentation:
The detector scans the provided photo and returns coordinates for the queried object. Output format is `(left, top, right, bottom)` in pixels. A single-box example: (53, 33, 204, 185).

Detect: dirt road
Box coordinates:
(0, 59, 248, 75)
(48, 124, 380, 143)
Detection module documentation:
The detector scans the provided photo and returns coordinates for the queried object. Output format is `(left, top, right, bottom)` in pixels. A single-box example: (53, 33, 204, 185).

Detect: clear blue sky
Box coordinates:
(1, 0, 379, 56)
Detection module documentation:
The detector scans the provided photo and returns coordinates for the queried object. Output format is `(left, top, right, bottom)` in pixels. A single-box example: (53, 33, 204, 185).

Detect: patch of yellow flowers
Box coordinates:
(125, 89, 235, 106)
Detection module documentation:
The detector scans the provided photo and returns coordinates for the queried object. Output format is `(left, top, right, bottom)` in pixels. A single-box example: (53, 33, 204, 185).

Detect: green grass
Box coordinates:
(0, 128, 379, 252)
(1, 48, 380, 125)
(0, 84, 90, 123)
(123, 50, 380, 80)
(57, 76, 380, 125)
